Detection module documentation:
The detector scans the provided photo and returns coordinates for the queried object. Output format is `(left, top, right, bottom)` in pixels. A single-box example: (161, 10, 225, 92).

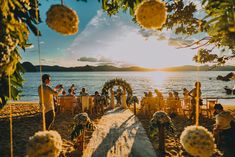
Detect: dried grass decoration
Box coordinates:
(46, 4, 79, 35)
(180, 126, 216, 157)
(135, 0, 167, 30)
(26, 130, 62, 157)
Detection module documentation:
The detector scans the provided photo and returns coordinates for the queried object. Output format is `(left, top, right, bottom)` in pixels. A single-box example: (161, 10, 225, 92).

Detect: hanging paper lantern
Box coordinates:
(46, 4, 79, 35)
(26, 130, 62, 157)
(135, 0, 167, 30)
(180, 125, 216, 157)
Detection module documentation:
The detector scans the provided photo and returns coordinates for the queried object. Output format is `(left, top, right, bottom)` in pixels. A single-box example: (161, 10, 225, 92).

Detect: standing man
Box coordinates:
(38, 74, 63, 130)
(188, 81, 202, 121)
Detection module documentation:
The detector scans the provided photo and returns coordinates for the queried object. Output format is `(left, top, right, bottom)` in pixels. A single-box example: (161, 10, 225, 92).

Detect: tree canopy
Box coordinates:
(0, 0, 234, 107)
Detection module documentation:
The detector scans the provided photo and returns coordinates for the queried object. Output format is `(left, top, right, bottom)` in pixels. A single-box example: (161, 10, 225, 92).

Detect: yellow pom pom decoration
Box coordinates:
(228, 26, 235, 32)
(135, 0, 167, 30)
(26, 130, 62, 157)
(180, 125, 216, 157)
(46, 4, 79, 35)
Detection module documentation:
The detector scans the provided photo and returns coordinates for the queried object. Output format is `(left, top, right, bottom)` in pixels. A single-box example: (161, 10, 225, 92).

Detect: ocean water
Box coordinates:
(21, 71, 235, 104)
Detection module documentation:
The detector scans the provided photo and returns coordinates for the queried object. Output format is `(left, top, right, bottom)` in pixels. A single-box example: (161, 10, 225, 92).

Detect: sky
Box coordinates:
(21, 0, 201, 68)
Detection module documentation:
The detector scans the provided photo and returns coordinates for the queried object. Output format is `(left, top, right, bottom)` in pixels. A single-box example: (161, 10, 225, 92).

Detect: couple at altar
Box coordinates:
(110, 87, 128, 109)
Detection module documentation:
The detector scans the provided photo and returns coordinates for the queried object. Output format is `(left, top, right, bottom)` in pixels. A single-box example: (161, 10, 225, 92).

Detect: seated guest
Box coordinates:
(62, 90, 66, 96)
(67, 89, 75, 96)
(144, 92, 148, 97)
(173, 91, 180, 101)
(94, 91, 104, 114)
(154, 89, 164, 110)
(80, 88, 89, 96)
(167, 92, 174, 101)
(154, 89, 164, 100)
(148, 91, 153, 97)
(70, 84, 77, 95)
(183, 88, 190, 98)
(213, 103, 235, 156)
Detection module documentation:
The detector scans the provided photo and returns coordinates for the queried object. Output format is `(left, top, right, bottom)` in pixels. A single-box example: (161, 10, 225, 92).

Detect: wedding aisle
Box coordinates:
(83, 108, 157, 157)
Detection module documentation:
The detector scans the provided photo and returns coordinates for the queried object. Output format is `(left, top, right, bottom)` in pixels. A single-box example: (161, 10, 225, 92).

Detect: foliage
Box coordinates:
(71, 113, 94, 140)
(193, 0, 235, 65)
(0, 0, 41, 107)
(0, 63, 25, 108)
(102, 78, 133, 96)
(149, 111, 174, 137)
(71, 122, 94, 140)
(128, 95, 139, 105)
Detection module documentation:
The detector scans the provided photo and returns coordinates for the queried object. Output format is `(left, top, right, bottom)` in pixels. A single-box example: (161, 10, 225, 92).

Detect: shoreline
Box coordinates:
(15, 97, 235, 106)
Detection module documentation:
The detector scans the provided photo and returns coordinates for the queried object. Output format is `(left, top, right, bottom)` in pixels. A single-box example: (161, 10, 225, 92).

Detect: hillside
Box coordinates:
(21, 62, 235, 72)
(21, 62, 153, 72)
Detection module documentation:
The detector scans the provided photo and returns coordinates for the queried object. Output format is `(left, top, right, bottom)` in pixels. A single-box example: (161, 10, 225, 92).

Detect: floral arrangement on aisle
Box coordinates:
(180, 125, 216, 157)
(102, 78, 133, 96)
(71, 113, 95, 141)
(149, 111, 174, 136)
(135, 0, 167, 30)
(127, 95, 139, 105)
(26, 130, 62, 157)
(46, 4, 79, 35)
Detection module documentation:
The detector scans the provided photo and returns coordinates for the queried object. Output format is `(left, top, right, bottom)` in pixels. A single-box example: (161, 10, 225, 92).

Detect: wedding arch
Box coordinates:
(101, 78, 133, 109)
(101, 78, 133, 96)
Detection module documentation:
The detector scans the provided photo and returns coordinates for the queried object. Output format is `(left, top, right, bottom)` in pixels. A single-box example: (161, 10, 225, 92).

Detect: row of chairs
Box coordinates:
(58, 96, 94, 114)
(141, 97, 218, 118)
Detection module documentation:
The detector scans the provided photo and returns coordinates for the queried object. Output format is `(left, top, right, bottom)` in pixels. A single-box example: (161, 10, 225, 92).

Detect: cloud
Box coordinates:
(41, 58, 57, 64)
(65, 8, 197, 68)
(77, 57, 98, 62)
(168, 37, 194, 47)
(77, 56, 113, 63)
(26, 44, 34, 49)
(67, 10, 136, 57)
(138, 29, 167, 40)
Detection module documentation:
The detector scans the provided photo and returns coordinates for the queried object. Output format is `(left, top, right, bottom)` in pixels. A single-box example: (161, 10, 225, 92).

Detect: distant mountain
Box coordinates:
(21, 62, 153, 72)
(160, 65, 235, 71)
(21, 62, 235, 72)
(21, 62, 37, 72)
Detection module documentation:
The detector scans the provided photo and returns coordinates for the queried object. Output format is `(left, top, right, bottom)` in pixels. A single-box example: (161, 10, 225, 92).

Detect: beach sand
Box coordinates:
(0, 103, 102, 157)
(131, 104, 235, 157)
(0, 103, 234, 157)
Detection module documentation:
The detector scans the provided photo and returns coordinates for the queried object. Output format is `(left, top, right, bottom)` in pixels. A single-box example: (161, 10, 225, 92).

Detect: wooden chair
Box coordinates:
(148, 97, 158, 116)
(181, 97, 192, 118)
(81, 96, 90, 112)
(201, 99, 218, 118)
(88, 96, 94, 114)
(143, 97, 157, 117)
(165, 99, 180, 114)
(59, 96, 78, 114)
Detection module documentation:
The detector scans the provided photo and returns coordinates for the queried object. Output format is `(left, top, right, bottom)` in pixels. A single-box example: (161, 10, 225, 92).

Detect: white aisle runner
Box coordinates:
(83, 108, 157, 157)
